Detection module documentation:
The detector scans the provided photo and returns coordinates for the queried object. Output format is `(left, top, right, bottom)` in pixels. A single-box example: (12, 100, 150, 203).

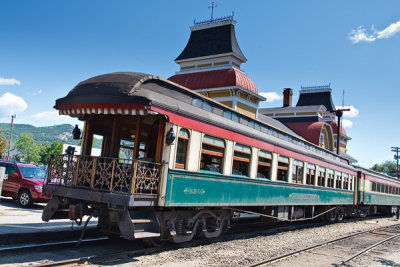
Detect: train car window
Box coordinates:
(175, 129, 190, 169)
(340, 174, 347, 189)
(223, 110, 231, 119)
(327, 171, 334, 188)
(335, 173, 342, 188)
(277, 155, 289, 182)
(257, 150, 272, 179)
(377, 183, 381, 192)
(192, 99, 202, 108)
(248, 121, 255, 129)
(306, 164, 316, 185)
(372, 182, 377, 192)
(349, 176, 353, 190)
(342, 174, 348, 189)
(202, 101, 212, 112)
(292, 160, 303, 183)
(232, 113, 239, 122)
(317, 167, 326, 186)
(200, 135, 225, 173)
(232, 143, 251, 177)
(385, 185, 388, 193)
(254, 122, 261, 131)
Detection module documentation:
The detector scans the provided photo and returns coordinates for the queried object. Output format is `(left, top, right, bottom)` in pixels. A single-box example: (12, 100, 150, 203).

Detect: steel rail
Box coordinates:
(246, 223, 400, 267)
(336, 231, 400, 266)
(32, 247, 163, 267)
(0, 237, 109, 253)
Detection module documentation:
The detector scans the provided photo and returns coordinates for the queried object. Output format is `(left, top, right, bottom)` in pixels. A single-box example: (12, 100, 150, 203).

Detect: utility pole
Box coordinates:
(392, 146, 400, 178)
(7, 115, 16, 161)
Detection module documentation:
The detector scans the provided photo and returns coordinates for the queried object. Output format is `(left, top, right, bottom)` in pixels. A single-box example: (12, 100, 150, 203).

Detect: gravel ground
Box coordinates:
(97, 218, 399, 267)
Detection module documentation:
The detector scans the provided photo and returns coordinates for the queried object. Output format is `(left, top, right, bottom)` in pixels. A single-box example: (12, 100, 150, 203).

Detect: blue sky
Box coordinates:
(0, 0, 399, 168)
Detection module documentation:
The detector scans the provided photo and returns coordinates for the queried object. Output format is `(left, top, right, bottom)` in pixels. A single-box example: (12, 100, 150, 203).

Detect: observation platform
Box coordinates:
(0, 197, 97, 244)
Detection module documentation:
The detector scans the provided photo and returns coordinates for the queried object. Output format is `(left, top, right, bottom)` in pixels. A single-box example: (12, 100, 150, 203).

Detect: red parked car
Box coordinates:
(0, 160, 50, 207)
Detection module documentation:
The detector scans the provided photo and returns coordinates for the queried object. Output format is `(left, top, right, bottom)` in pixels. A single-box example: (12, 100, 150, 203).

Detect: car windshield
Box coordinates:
(19, 167, 46, 179)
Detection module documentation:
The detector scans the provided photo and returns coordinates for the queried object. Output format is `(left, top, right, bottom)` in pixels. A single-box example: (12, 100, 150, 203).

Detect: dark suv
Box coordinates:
(0, 160, 50, 207)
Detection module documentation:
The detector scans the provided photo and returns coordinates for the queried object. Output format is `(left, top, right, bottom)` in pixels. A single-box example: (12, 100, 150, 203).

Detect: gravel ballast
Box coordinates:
(109, 218, 399, 267)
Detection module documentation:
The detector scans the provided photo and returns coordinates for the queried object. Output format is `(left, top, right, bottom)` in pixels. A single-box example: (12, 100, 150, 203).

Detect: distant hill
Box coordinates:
(0, 123, 101, 148)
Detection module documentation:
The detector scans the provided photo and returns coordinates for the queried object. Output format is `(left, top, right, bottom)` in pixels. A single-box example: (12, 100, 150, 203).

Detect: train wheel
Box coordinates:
(336, 207, 345, 221)
(325, 210, 337, 222)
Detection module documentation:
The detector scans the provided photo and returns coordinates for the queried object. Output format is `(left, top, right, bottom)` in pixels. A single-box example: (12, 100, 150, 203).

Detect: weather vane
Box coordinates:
(208, 1, 217, 21)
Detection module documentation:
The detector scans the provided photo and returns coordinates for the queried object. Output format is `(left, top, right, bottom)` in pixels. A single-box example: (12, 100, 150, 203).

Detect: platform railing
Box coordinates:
(46, 154, 161, 195)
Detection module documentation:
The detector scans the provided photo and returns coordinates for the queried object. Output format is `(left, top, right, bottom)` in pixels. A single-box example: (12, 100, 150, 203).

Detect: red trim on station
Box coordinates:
(150, 105, 355, 175)
(54, 103, 149, 110)
(168, 68, 259, 95)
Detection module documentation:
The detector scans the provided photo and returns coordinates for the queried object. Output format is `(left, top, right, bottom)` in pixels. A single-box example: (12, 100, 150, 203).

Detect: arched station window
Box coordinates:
(327, 170, 334, 187)
(277, 156, 289, 182)
(292, 160, 303, 183)
(306, 164, 316, 185)
(317, 167, 326, 186)
(232, 143, 251, 177)
(175, 128, 190, 169)
(200, 135, 225, 173)
(257, 150, 272, 179)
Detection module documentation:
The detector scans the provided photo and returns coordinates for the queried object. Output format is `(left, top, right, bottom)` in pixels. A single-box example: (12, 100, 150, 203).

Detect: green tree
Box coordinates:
(371, 160, 396, 177)
(0, 130, 7, 157)
(38, 141, 63, 166)
(15, 133, 40, 164)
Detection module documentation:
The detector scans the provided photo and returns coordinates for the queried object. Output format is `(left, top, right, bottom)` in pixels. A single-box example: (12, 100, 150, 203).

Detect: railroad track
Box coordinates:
(0, 217, 392, 266)
(247, 223, 400, 267)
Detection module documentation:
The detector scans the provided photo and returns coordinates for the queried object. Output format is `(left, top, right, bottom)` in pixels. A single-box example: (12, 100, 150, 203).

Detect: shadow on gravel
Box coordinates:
(375, 258, 400, 267)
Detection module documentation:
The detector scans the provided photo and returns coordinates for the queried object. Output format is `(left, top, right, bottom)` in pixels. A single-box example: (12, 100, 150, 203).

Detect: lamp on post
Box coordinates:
(165, 128, 176, 145)
(72, 125, 81, 140)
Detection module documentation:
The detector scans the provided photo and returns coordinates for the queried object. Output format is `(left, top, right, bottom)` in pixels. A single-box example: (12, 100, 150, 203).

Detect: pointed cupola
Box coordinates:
(169, 17, 265, 118)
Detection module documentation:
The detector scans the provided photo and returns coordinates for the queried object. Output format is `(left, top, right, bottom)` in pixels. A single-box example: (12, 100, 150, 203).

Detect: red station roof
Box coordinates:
(285, 121, 325, 145)
(284, 121, 347, 146)
(168, 68, 259, 95)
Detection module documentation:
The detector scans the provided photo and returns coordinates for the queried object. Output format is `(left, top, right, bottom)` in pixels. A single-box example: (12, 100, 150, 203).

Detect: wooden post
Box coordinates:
(132, 116, 141, 160)
(130, 161, 138, 195)
(109, 159, 116, 192)
(155, 118, 165, 163)
(109, 116, 119, 158)
(83, 120, 93, 157)
(90, 157, 97, 188)
(73, 156, 80, 186)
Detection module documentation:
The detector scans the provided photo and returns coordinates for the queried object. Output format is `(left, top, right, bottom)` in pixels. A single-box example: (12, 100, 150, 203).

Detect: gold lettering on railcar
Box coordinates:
(184, 187, 206, 195)
(289, 193, 320, 199)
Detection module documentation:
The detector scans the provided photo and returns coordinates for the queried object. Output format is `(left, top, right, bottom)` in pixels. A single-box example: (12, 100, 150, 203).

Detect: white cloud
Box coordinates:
(0, 77, 21, 86)
(0, 92, 28, 117)
(376, 20, 400, 39)
(348, 26, 376, 43)
(259, 92, 282, 103)
(30, 110, 82, 127)
(335, 105, 359, 118)
(342, 119, 353, 129)
(349, 19, 400, 44)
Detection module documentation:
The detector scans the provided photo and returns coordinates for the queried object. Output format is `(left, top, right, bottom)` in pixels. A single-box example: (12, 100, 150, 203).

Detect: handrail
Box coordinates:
(46, 154, 161, 195)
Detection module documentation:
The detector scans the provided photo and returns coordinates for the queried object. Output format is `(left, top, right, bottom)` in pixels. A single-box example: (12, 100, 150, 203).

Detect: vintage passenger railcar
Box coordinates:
(42, 72, 400, 243)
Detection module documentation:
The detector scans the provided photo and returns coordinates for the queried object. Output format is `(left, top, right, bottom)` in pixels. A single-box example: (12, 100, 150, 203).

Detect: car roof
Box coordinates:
(0, 160, 42, 168)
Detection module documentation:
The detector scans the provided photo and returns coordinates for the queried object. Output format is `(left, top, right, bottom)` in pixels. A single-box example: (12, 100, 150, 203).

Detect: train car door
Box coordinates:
(356, 171, 365, 204)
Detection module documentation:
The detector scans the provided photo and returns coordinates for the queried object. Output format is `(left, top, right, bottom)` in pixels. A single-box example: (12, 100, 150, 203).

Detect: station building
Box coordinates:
(168, 16, 352, 158)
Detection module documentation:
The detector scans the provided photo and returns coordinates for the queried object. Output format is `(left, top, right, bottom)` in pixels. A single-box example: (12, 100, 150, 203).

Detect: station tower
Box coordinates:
(168, 16, 265, 118)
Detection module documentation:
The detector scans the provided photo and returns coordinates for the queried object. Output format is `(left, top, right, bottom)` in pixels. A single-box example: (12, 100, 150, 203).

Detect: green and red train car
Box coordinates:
(42, 72, 400, 243)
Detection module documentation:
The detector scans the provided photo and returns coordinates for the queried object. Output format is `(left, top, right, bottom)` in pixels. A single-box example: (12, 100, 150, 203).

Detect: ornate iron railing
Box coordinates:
(46, 154, 161, 195)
